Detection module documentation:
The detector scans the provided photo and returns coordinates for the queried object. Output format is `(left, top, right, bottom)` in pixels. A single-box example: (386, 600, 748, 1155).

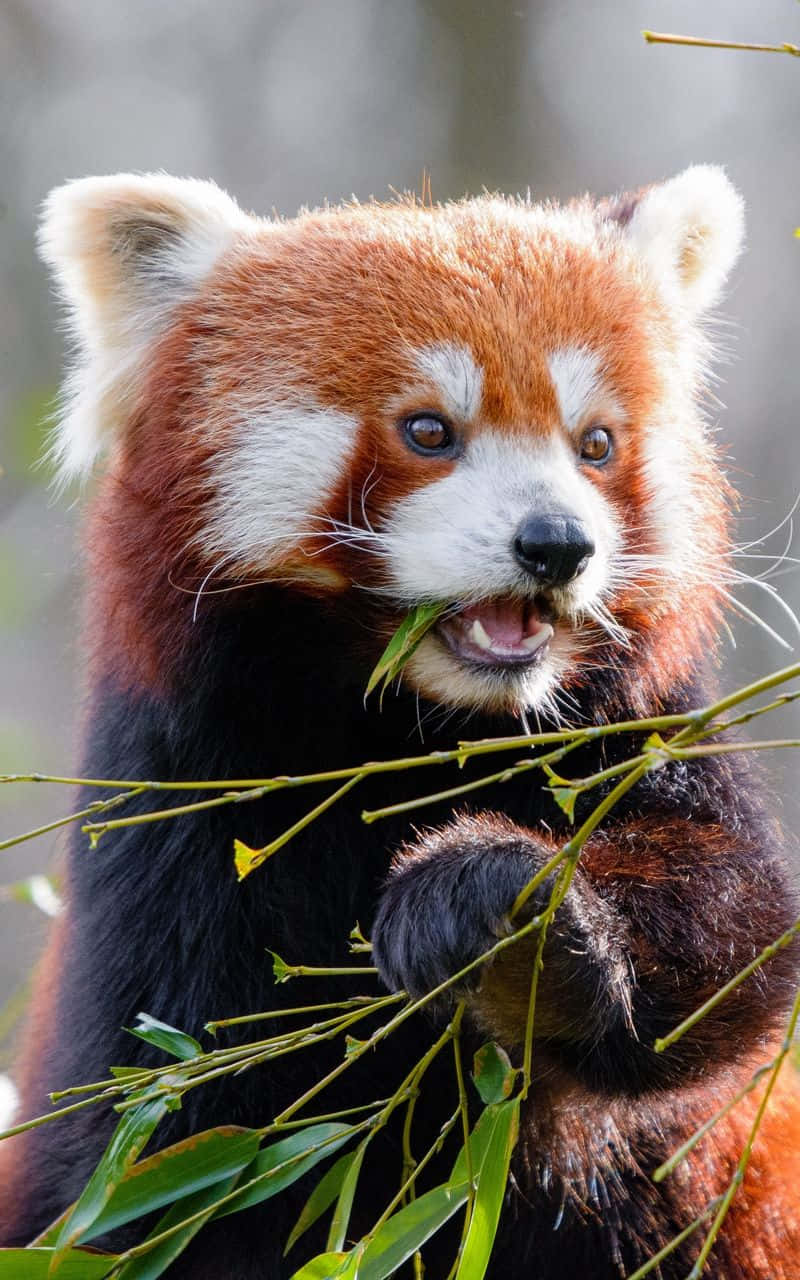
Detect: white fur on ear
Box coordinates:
(622, 165, 745, 316)
(38, 173, 257, 482)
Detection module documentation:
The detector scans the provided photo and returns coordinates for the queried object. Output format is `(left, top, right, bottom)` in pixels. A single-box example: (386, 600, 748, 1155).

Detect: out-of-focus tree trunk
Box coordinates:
(419, 0, 550, 196)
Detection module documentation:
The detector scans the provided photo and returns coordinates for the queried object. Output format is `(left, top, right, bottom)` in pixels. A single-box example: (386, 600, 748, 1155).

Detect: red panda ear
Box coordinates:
(607, 165, 745, 317)
(38, 174, 258, 483)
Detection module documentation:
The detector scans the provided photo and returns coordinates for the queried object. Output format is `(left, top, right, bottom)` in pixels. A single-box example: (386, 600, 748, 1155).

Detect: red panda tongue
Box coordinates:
(437, 597, 554, 665)
(460, 599, 529, 648)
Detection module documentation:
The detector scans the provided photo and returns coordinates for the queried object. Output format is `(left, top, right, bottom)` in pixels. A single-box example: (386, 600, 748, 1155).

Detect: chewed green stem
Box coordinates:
(5, 659, 800, 858)
(709, 688, 800, 733)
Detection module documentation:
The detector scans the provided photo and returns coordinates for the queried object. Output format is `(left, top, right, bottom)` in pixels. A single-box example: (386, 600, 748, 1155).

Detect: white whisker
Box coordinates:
(717, 586, 793, 653)
(583, 600, 633, 650)
(740, 574, 800, 645)
(720, 617, 737, 650)
(737, 490, 800, 553)
(186, 556, 235, 623)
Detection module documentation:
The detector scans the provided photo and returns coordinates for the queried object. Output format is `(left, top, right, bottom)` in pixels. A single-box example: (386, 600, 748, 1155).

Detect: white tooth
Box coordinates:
(521, 623, 554, 653)
(470, 619, 494, 651)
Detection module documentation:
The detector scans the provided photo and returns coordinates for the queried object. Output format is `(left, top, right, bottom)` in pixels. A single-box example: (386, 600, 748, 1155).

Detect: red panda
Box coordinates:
(0, 167, 798, 1278)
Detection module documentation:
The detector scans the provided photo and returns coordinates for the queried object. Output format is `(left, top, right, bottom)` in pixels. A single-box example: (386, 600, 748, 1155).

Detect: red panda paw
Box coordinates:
(371, 813, 631, 1052)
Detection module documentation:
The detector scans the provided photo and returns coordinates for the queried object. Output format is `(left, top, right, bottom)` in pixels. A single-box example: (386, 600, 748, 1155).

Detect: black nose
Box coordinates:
(513, 514, 595, 585)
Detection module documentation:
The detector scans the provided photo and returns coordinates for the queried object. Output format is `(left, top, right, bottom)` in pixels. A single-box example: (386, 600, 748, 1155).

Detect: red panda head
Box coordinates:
(39, 168, 743, 717)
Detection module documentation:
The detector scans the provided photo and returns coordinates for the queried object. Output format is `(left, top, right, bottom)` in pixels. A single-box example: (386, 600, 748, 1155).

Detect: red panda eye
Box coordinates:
(404, 414, 452, 454)
(579, 426, 613, 465)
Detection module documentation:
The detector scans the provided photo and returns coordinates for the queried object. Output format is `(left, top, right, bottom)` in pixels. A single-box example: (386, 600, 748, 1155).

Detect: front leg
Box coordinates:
(372, 811, 798, 1092)
(372, 813, 633, 1050)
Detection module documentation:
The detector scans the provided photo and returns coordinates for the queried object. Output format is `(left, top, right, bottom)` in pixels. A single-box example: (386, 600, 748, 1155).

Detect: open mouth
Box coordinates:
(435, 596, 555, 670)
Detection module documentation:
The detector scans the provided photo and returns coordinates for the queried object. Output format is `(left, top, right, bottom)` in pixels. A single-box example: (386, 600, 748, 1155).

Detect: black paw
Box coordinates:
(371, 817, 553, 1000)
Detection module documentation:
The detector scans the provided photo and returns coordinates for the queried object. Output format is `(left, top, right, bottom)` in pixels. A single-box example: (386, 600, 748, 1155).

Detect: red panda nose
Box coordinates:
(513, 514, 595, 585)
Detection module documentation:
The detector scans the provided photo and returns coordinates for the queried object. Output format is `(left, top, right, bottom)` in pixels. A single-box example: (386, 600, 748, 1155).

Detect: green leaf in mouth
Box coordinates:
(365, 602, 446, 704)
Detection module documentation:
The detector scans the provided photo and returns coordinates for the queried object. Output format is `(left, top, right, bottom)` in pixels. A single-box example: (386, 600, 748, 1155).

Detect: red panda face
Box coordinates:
(39, 169, 743, 715)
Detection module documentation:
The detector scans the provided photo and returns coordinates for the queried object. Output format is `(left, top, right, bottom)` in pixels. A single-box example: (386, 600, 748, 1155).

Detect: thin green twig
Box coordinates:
(450, 1005, 474, 1274)
(206, 995, 395, 1035)
(655, 917, 800, 1052)
(643, 31, 800, 57)
(653, 1062, 775, 1183)
(686, 984, 800, 1276)
(0, 788, 144, 852)
(624, 1196, 724, 1280)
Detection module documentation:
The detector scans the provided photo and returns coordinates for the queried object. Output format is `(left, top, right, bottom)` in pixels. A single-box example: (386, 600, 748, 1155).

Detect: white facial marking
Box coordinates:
(641, 412, 700, 586)
(201, 402, 357, 566)
(414, 342, 484, 421)
(383, 430, 617, 608)
(381, 429, 621, 712)
(547, 345, 607, 432)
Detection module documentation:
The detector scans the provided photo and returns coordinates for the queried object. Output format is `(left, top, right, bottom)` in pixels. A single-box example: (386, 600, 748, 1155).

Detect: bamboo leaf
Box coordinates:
(80, 1127, 259, 1242)
(289, 1252, 352, 1279)
(365, 604, 444, 701)
(348, 922, 371, 953)
(549, 786, 578, 821)
(269, 950, 293, 983)
(308, 1107, 511, 1280)
(113, 1174, 241, 1280)
(125, 1013, 202, 1062)
(326, 1138, 368, 1252)
(233, 839, 260, 880)
(30, 1209, 70, 1250)
(454, 1098, 520, 1279)
(0, 1249, 117, 1278)
(356, 1183, 469, 1279)
(448, 1103, 508, 1186)
(471, 1043, 517, 1106)
(51, 1096, 170, 1266)
(284, 1149, 357, 1256)
(213, 1124, 356, 1218)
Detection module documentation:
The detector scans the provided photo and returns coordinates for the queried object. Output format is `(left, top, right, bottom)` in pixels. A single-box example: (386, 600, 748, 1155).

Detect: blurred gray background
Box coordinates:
(1, 0, 799, 1074)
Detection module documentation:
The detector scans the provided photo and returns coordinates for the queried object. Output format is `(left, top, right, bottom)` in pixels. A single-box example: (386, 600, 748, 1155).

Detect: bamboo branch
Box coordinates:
(643, 31, 800, 57)
(686, 985, 800, 1276)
